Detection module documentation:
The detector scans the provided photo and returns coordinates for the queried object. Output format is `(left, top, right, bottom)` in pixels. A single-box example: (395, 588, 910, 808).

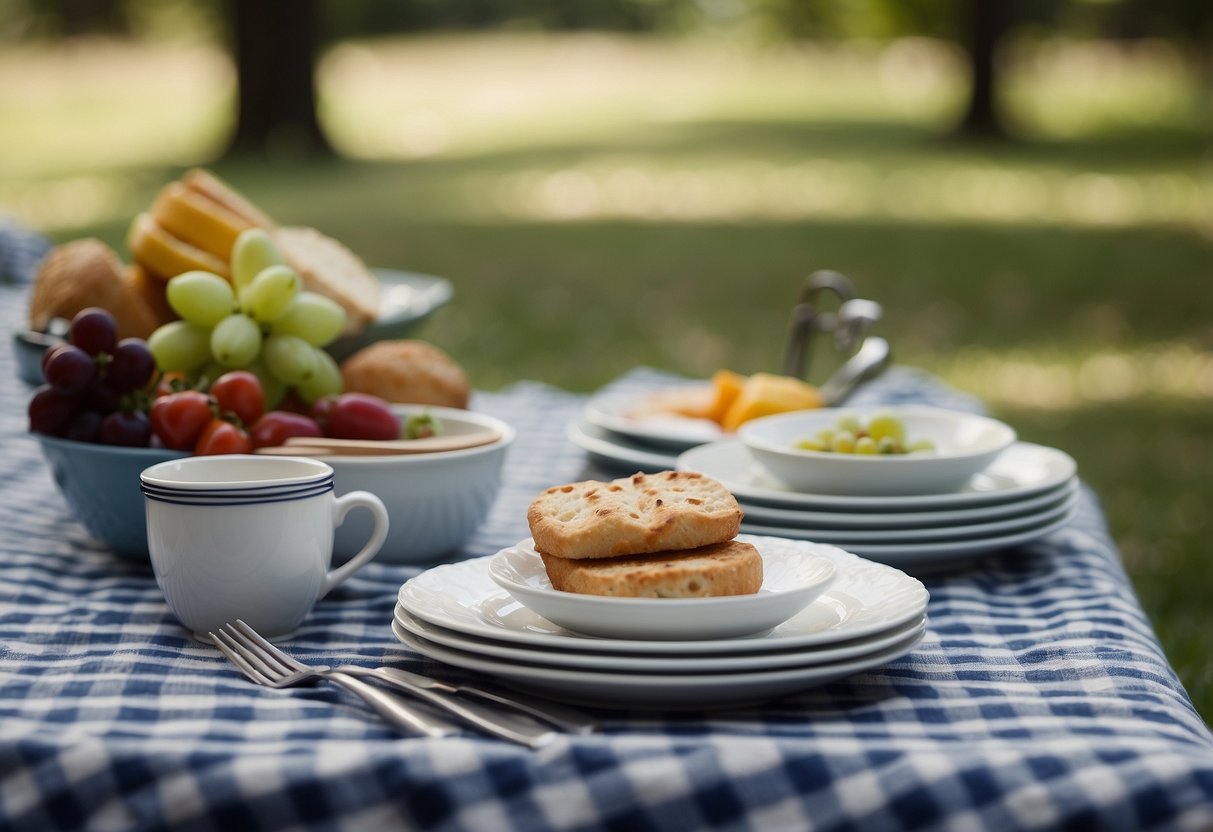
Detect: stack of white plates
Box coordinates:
(679, 440, 1079, 569)
(392, 535, 929, 709)
(568, 391, 1080, 571)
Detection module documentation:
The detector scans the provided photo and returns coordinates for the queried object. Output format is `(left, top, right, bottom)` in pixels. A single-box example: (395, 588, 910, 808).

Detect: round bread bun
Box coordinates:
(29, 239, 164, 340)
(340, 340, 470, 408)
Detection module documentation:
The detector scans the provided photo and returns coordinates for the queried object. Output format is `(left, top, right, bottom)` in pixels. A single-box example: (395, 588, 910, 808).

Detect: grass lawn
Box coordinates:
(2, 33, 1210, 720)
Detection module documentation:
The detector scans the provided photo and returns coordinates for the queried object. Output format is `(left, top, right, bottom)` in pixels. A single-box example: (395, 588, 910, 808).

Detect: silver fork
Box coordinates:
(211, 623, 455, 739)
(212, 621, 557, 748)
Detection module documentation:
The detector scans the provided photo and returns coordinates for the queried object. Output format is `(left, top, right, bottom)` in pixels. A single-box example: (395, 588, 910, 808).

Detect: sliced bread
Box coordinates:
(527, 470, 743, 560)
(539, 539, 762, 598)
(274, 226, 381, 334)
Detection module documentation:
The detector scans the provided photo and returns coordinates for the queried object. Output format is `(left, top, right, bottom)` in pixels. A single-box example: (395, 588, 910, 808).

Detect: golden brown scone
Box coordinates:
(539, 540, 762, 598)
(29, 239, 163, 340)
(527, 471, 743, 560)
(340, 340, 470, 408)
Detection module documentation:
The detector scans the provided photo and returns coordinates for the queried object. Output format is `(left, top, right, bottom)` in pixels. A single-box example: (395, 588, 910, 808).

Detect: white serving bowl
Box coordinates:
(318, 405, 515, 564)
(737, 406, 1016, 496)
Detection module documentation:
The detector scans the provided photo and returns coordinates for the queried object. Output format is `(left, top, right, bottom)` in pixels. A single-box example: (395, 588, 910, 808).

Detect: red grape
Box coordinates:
(43, 344, 96, 395)
(149, 390, 213, 450)
(99, 410, 151, 447)
(106, 338, 156, 393)
(317, 393, 400, 441)
(28, 386, 77, 436)
(70, 308, 117, 357)
(249, 411, 323, 449)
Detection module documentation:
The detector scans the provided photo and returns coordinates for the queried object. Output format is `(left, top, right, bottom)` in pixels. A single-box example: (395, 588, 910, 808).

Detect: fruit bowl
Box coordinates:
(34, 434, 187, 559)
(318, 405, 515, 564)
(737, 406, 1016, 496)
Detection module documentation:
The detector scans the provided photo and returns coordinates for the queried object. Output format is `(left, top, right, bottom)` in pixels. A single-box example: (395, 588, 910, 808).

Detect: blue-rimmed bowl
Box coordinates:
(34, 434, 187, 560)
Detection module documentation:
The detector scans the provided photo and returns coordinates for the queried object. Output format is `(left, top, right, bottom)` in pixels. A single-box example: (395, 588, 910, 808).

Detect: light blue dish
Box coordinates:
(35, 434, 186, 560)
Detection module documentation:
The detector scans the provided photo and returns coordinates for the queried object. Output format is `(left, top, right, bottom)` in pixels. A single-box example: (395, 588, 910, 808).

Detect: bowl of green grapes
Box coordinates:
(737, 406, 1016, 496)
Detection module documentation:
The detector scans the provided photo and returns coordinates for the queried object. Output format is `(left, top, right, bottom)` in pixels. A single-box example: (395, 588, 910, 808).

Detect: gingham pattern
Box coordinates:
(1, 283, 1211, 832)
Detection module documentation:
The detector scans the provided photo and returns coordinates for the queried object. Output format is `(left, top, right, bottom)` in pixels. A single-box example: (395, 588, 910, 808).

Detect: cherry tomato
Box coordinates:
(195, 419, 253, 456)
(249, 411, 324, 449)
(210, 370, 264, 428)
(314, 393, 399, 441)
(150, 390, 213, 450)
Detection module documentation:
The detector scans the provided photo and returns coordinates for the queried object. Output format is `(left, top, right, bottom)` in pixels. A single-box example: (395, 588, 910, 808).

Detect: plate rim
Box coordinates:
(397, 538, 930, 655)
(394, 605, 928, 673)
(678, 438, 1078, 511)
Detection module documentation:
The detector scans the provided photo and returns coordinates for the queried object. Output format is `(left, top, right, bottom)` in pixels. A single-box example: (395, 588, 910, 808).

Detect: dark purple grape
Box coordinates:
(99, 410, 151, 447)
(28, 385, 77, 436)
(63, 410, 103, 443)
(106, 338, 155, 393)
(84, 383, 121, 414)
(69, 308, 118, 357)
(43, 344, 96, 395)
(41, 342, 72, 376)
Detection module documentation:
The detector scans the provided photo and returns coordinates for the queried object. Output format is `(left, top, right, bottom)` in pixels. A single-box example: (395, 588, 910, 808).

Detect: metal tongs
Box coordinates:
(781, 270, 891, 405)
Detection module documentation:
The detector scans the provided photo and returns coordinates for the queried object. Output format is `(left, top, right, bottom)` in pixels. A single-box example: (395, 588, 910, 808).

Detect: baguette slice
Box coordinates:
(527, 470, 742, 560)
(274, 226, 381, 334)
(539, 540, 762, 598)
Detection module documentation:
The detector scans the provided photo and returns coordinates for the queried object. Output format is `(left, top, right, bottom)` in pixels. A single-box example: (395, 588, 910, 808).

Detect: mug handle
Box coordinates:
(319, 490, 390, 597)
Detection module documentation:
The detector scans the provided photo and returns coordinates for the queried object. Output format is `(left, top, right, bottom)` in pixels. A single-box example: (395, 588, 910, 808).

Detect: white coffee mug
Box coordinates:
(140, 455, 389, 640)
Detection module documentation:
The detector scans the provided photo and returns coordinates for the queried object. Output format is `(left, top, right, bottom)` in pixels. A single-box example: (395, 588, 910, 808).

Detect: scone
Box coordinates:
(28, 239, 164, 340)
(539, 539, 762, 598)
(527, 470, 743, 560)
(340, 340, 470, 408)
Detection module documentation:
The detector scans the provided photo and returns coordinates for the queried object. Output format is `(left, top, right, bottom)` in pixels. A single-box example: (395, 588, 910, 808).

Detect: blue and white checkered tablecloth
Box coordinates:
(1, 281, 1211, 831)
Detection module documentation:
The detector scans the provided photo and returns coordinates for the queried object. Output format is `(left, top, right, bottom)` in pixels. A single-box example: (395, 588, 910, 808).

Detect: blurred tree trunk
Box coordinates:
(224, 0, 333, 159)
(957, 0, 1014, 138)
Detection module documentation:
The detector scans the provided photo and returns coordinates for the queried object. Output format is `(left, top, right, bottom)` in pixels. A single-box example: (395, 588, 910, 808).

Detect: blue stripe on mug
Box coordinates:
(139, 477, 333, 502)
(141, 481, 333, 506)
(139, 473, 333, 497)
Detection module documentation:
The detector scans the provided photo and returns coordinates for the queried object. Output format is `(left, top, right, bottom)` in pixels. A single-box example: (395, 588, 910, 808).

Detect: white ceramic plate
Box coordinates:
(566, 419, 678, 473)
(582, 384, 722, 451)
(679, 439, 1077, 512)
(391, 618, 926, 709)
(325, 269, 454, 361)
(738, 406, 1016, 496)
(764, 506, 1079, 568)
(396, 537, 929, 655)
(394, 605, 928, 673)
(486, 538, 836, 640)
(737, 478, 1079, 529)
(739, 489, 1079, 544)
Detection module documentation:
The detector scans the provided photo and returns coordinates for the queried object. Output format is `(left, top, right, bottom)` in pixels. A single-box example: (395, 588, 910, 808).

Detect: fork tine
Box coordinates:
(211, 629, 274, 685)
(218, 622, 295, 681)
(232, 619, 311, 675)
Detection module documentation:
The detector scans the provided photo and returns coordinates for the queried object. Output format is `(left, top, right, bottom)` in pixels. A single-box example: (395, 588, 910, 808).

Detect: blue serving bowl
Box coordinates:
(35, 434, 187, 560)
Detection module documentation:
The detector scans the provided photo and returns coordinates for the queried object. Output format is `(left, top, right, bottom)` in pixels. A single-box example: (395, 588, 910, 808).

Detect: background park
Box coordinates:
(2, 0, 1210, 720)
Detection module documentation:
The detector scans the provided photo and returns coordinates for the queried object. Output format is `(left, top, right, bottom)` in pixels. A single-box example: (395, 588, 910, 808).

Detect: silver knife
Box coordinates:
(337, 665, 599, 734)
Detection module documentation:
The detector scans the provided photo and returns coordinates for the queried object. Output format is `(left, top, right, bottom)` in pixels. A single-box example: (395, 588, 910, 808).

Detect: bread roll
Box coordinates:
(340, 340, 470, 408)
(28, 239, 163, 340)
(527, 471, 743, 560)
(539, 539, 762, 597)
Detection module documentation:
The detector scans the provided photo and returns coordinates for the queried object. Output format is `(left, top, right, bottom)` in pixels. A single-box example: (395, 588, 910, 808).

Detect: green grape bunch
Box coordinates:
(147, 229, 347, 406)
